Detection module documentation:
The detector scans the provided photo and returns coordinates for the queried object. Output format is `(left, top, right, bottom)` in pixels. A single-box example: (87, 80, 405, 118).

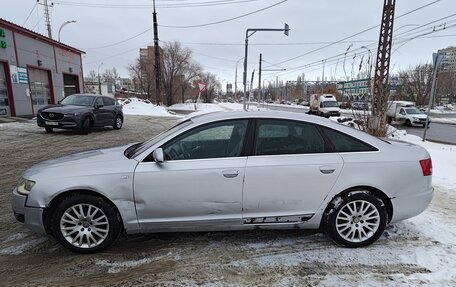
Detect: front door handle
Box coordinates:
(319, 166, 335, 174)
(222, 170, 239, 178)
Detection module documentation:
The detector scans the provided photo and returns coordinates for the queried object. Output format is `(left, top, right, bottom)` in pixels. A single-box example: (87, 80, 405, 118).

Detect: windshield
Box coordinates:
(61, 95, 96, 106)
(405, 108, 422, 114)
(322, 101, 339, 108)
(126, 119, 192, 158)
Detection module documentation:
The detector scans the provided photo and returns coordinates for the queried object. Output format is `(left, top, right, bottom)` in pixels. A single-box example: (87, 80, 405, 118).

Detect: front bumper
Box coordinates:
(391, 186, 434, 222)
(11, 189, 47, 234)
(37, 114, 81, 130)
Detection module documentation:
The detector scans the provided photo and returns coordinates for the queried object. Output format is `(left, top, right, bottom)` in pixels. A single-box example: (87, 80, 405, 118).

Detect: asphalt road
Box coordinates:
(394, 122, 456, 145)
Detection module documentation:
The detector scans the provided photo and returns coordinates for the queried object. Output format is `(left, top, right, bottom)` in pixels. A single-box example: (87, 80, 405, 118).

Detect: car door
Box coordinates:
(242, 119, 343, 224)
(92, 97, 106, 126)
(133, 119, 249, 231)
(102, 97, 116, 124)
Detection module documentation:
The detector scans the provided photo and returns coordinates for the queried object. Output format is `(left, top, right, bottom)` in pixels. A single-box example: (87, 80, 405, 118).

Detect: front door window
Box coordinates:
(162, 120, 248, 160)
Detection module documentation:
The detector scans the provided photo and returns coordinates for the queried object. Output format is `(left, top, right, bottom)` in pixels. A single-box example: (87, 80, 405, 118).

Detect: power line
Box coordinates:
(23, 1, 38, 26)
(85, 28, 152, 50)
(270, 0, 441, 66)
(262, 22, 456, 80)
(53, 0, 264, 9)
(83, 0, 286, 49)
(159, 0, 287, 28)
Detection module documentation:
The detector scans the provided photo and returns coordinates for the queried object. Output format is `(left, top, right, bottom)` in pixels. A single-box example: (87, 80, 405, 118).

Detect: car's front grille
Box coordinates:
(41, 112, 64, 120)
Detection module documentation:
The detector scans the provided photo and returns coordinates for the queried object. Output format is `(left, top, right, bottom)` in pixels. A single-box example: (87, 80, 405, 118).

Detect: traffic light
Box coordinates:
(284, 23, 290, 36)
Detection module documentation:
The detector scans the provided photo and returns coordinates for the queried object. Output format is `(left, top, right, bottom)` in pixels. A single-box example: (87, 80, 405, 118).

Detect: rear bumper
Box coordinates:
(391, 186, 434, 222)
(11, 189, 47, 234)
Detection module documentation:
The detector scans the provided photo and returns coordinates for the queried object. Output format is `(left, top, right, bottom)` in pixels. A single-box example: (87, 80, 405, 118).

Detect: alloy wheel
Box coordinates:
(60, 203, 110, 249)
(335, 200, 380, 243)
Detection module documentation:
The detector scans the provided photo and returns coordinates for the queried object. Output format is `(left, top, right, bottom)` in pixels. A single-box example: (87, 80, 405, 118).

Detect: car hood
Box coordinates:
(23, 144, 136, 178)
(40, 105, 90, 114)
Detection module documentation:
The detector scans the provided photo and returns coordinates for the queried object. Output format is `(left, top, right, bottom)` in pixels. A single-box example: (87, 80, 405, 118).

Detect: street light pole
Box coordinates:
(243, 24, 290, 111)
(234, 56, 244, 100)
(97, 62, 104, 95)
(58, 20, 76, 42)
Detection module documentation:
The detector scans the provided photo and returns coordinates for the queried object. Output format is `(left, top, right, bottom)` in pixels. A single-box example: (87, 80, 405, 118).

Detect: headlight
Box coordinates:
(64, 112, 81, 117)
(16, 178, 36, 195)
(412, 117, 419, 121)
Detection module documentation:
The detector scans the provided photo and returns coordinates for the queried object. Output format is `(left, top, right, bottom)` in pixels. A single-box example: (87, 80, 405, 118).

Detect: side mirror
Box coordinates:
(95, 104, 103, 109)
(152, 148, 164, 163)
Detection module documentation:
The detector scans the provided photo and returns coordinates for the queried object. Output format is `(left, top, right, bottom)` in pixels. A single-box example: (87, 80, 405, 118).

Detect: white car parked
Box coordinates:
(12, 111, 433, 253)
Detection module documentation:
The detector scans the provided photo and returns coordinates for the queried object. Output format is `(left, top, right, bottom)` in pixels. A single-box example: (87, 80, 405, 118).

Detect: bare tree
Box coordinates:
(397, 63, 434, 106)
(198, 72, 221, 103)
(128, 58, 156, 102)
(180, 62, 202, 103)
(86, 70, 97, 82)
(436, 70, 456, 104)
(102, 67, 119, 84)
(161, 41, 194, 106)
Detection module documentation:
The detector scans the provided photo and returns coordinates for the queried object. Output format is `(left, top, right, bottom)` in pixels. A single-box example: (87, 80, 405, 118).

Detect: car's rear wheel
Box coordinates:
(326, 192, 387, 247)
(81, 117, 91, 134)
(45, 127, 53, 133)
(113, 115, 123, 130)
(51, 194, 121, 253)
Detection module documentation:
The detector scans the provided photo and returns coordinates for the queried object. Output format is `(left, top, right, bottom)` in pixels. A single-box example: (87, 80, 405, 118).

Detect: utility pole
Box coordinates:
(38, 0, 54, 39)
(371, 0, 396, 136)
(258, 53, 262, 103)
(153, 0, 161, 104)
(423, 53, 443, 141)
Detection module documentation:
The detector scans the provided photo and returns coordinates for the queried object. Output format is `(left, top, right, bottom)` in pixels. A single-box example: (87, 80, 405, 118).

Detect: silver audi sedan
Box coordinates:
(11, 111, 433, 253)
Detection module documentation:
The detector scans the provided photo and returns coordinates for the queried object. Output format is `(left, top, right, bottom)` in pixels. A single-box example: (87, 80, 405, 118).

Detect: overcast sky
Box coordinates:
(4, 0, 456, 90)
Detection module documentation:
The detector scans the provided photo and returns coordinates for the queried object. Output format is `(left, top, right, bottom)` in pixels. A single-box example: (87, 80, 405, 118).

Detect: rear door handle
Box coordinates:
(222, 170, 239, 178)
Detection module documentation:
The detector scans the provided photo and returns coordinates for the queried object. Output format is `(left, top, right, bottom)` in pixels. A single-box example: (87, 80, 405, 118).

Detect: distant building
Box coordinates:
(0, 18, 84, 117)
(438, 46, 456, 72)
(83, 81, 115, 97)
(139, 46, 163, 74)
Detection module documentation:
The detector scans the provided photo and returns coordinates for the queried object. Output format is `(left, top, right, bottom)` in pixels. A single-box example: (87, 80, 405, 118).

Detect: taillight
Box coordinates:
(419, 158, 432, 176)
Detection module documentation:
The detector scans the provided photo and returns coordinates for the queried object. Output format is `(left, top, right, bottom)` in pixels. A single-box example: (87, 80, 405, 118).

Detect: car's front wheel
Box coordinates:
(326, 192, 387, 247)
(45, 127, 53, 133)
(51, 194, 121, 253)
(113, 115, 123, 130)
(81, 117, 91, 134)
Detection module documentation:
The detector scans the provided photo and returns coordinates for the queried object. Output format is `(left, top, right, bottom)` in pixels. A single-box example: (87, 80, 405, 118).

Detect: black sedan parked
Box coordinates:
(37, 94, 123, 134)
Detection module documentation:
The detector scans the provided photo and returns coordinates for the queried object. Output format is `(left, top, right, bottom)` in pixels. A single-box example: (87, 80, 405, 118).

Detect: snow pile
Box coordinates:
(122, 98, 178, 117)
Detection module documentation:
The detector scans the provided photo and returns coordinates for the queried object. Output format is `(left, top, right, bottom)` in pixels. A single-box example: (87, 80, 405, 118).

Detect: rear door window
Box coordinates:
(254, 119, 326, 155)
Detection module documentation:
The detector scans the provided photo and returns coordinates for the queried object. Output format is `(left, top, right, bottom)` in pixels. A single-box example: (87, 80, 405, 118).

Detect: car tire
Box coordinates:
(45, 127, 53, 133)
(325, 192, 387, 248)
(51, 193, 121, 254)
(405, 119, 411, 127)
(81, 117, 91, 134)
(113, 115, 123, 130)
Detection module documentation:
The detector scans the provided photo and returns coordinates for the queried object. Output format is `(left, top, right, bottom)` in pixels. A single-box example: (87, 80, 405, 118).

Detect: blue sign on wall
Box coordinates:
(17, 67, 28, 84)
